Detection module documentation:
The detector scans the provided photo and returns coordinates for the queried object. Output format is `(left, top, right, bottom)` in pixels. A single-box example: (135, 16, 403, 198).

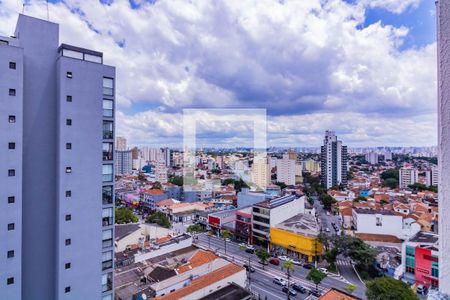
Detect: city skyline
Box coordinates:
(0, 0, 438, 147)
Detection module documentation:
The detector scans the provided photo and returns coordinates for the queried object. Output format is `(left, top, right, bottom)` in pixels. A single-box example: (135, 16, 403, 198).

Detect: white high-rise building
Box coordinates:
(437, 1, 450, 294)
(0, 15, 115, 300)
(276, 154, 296, 186)
(320, 131, 348, 189)
(115, 136, 127, 151)
(426, 167, 439, 187)
(251, 155, 271, 190)
(399, 167, 418, 189)
(115, 150, 132, 175)
(365, 152, 379, 164)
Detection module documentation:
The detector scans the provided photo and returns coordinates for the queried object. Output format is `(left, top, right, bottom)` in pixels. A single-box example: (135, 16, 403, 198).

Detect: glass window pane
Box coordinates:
(84, 54, 102, 63)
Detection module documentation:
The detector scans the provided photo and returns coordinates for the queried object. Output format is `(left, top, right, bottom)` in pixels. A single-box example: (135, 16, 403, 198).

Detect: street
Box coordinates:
(194, 233, 366, 300)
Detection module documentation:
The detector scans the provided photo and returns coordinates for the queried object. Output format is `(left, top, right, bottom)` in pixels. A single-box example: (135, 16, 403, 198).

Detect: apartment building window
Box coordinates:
(65, 214, 72, 221)
(102, 186, 113, 205)
(8, 115, 16, 123)
(65, 167, 72, 174)
(102, 208, 113, 226)
(66, 95, 72, 102)
(8, 169, 15, 177)
(102, 295, 113, 300)
(376, 216, 382, 227)
(66, 119, 72, 126)
(102, 229, 113, 248)
(7, 223, 14, 231)
(65, 262, 71, 269)
(102, 121, 113, 139)
(102, 273, 112, 292)
(65, 286, 71, 293)
(65, 191, 72, 197)
(102, 251, 113, 270)
(9, 89, 16, 96)
(66, 72, 73, 78)
(103, 77, 114, 96)
(103, 142, 113, 161)
(9, 62, 16, 69)
(66, 143, 72, 150)
(102, 164, 113, 182)
(7, 277, 14, 285)
(65, 239, 71, 246)
(8, 196, 15, 204)
(7, 250, 14, 258)
(8, 142, 15, 149)
(103, 99, 113, 117)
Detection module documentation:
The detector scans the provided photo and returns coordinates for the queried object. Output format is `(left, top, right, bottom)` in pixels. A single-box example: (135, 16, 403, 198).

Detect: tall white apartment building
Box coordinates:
(0, 15, 115, 300)
(399, 167, 419, 189)
(320, 131, 348, 189)
(426, 167, 439, 187)
(251, 155, 271, 190)
(365, 151, 379, 165)
(115, 136, 127, 151)
(115, 150, 133, 175)
(276, 154, 296, 186)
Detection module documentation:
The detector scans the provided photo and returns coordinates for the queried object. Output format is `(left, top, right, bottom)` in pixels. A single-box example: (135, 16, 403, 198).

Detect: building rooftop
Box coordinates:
(409, 231, 439, 244)
(319, 288, 362, 300)
(353, 208, 395, 216)
(254, 194, 297, 209)
(198, 282, 252, 300)
(274, 213, 320, 238)
(115, 223, 140, 241)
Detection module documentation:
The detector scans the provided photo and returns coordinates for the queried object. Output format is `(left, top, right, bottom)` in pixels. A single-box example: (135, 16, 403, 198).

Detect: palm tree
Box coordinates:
(282, 259, 295, 300)
(222, 229, 231, 254)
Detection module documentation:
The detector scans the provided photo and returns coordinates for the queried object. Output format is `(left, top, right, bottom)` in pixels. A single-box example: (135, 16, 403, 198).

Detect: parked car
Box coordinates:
(417, 285, 428, 295)
(243, 264, 255, 272)
(246, 245, 255, 250)
(309, 289, 322, 297)
(245, 248, 255, 254)
(291, 259, 302, 265)
(292, 283, 307, 293)
(318, 267, 328, 274)
(278, 255, 288, 261)
(325, 227, 330, 232)
(282, 286, 297, 296)
(225, 238, 230, 242)
(273, 277, 287, 286)
(303, 263, 313, 269)
(239, 243, 247, 248)
(269, 258, 280, 265)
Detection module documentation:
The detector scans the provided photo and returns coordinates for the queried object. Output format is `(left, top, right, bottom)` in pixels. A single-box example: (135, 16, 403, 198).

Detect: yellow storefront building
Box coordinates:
(270, 213, 323, 262)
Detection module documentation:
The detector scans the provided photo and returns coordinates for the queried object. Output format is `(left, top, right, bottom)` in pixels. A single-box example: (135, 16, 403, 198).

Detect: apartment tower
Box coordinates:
(320, 131, 348, 189)
(0, 15, 115, 300)
(437, 0, 450, 295)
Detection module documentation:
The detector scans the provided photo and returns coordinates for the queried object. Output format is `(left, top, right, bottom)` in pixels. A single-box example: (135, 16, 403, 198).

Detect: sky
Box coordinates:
(0, 0, 438, 148)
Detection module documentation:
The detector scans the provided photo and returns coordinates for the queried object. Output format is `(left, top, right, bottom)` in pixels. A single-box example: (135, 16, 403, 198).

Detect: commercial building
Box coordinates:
(0, 15, 115, 300)
(115, 150, 132, 175)
(320, 130, 348, 189)
(251, 195, 305, 247)
(270, 213, 323, 262)
(399, 167, 419, 189)
(276, 153, 296, 186)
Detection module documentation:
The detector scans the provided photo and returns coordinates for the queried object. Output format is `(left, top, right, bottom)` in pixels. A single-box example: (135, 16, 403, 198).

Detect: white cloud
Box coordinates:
(0, 0, 437, 147)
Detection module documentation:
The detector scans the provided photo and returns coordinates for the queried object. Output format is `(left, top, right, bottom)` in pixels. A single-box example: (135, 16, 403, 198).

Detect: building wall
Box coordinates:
(270, 196, 305, 226)
(353, 211, 403, 237)
(0, 37, 23, 300)
(438, 0, 450, 293)
(270, 228, 323, 262)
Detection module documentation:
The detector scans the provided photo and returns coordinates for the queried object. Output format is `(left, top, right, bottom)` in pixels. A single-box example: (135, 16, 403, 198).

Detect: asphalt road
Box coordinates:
(194, 233, 366, 299)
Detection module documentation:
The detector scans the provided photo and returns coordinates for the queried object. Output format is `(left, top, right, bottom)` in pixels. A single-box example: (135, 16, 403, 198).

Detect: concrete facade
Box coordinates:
(0, 15, 115, 300)
(437, 0, 450, 295)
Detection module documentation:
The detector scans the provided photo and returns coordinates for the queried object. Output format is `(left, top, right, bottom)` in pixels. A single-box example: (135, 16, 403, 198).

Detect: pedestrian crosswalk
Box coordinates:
(336, 259, 353, 267)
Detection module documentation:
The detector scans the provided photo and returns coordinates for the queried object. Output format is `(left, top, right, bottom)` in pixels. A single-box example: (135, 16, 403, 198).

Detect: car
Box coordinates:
(269, 258, 280, 265)
(278, 255, 288, 261)
(243, 264, 255, 272)
(325, 227, 330, 232)
(326, 211, 330, 216)
(291, 259, 302, 265)
(318, 267, 328, 274)
(225, 238, 230, 242)
(282, 286, 297, 296)
(303, 263, 313, 269)
(417, 284, 428, 295)
(273, 277, 287, 286)
(245, 248, 255, 254)
(309, 289, 322, 297)
(246, 245, 255, 250)
(292, 283, 307, 293)
(239, 243, 247, 248)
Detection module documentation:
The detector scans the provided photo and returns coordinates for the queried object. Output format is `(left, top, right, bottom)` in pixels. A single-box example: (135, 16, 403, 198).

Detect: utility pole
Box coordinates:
(247, 256, 252, 292)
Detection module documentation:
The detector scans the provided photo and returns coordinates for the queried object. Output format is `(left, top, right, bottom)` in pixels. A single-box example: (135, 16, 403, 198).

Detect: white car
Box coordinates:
(273, 277, 287, 286)
(278, 255, 288, 261)
(239, 243, 247, 248)
(325, 227, 330, 232)
(291, 259, 302, 265)
(225, 238, 230, 242)
(318, 267, 328, 274)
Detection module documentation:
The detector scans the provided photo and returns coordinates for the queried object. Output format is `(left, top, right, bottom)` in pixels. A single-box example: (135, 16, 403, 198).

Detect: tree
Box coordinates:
(324, 247, 338, 266)
(168, 176, 183, 186)
(353, 196, 367, 202)
(366, 277, 418, 300)
(275, 181, 287, 190)
(146, 211, 171, 228)
(320, 193, 337, 210)
(221, 229, 231, 254)
(307, 268, 327, 291)
(151, 181, 162, 190)
(382, 178, 398, 189)
(317, 232, 330, 252)
(345, 284, 357, 294)
(255, 249, 270, 270)
(282, 260, 295, 300)
(115, 207, 139, 224)
(187, 224, 204, 234)
(381, 169, 399, 181)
